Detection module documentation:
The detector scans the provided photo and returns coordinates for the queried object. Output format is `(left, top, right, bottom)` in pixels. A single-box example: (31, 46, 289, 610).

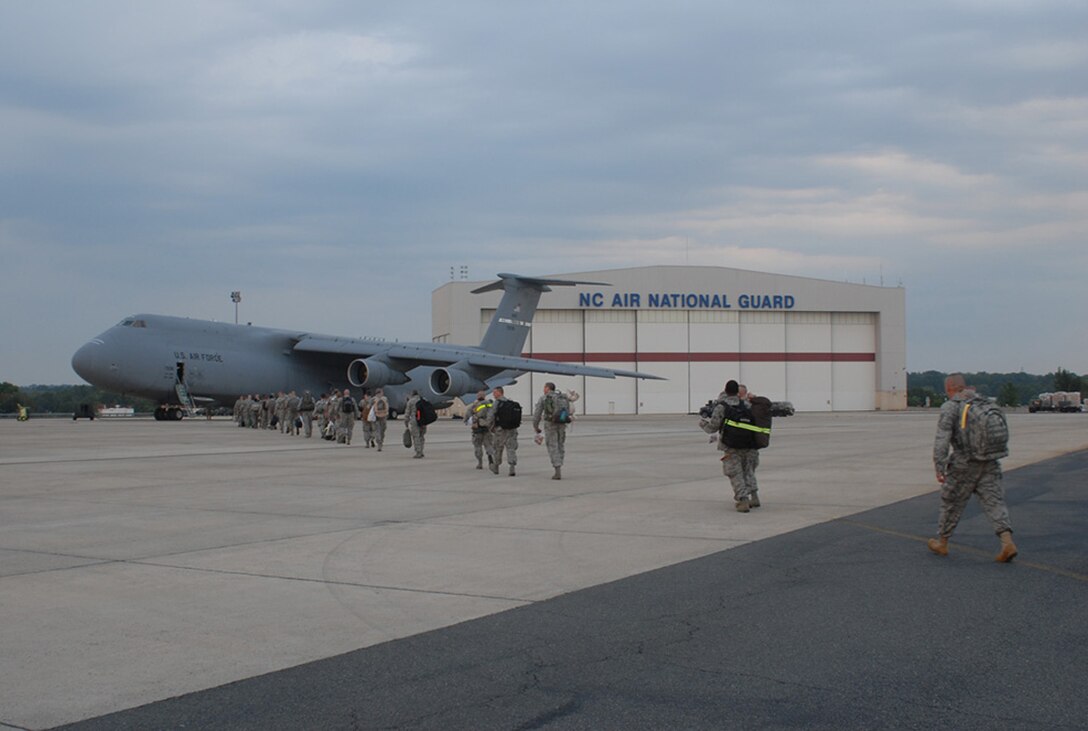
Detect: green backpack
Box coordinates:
(956, 398, 1009, 461)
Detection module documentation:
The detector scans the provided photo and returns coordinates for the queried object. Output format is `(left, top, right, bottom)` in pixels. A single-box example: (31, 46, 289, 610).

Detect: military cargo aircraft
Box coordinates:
(72, 273, 663, 420)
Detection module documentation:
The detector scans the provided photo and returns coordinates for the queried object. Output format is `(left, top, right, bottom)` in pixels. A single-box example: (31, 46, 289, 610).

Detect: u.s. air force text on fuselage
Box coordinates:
(173, 351, 224, 363)
(578, 292, 796, 309)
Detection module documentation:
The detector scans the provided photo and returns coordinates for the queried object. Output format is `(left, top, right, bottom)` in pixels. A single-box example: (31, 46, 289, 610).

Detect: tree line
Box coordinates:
(907, 368, 1084, 408)
(0, 383, 156, 415)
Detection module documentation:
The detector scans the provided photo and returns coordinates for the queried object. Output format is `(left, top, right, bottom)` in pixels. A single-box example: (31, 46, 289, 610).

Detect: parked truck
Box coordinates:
(1028, 392, 1085, 413)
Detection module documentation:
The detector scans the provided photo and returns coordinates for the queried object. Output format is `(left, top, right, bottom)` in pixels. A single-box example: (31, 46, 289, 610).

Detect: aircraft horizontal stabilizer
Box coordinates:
(471, 273, 610, 295)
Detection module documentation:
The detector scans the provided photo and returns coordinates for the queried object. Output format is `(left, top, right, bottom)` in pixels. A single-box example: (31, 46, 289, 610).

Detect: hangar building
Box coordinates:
(432, 266, 906, 414)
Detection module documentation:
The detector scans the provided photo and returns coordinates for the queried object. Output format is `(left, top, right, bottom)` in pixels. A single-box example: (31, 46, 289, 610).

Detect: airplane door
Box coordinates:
(176, 361, 186, 383)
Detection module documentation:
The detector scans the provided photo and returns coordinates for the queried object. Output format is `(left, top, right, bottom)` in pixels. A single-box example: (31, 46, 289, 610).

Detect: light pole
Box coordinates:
(231, 291, 241, 324)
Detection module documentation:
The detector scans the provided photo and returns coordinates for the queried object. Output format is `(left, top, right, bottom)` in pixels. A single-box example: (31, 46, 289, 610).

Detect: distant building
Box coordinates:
(98, 406, 136, 417)
(433, 266, 906, 414)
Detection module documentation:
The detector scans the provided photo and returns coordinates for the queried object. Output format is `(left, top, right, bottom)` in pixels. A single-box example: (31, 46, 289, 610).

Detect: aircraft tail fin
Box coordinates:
(473, 273, 608, 357)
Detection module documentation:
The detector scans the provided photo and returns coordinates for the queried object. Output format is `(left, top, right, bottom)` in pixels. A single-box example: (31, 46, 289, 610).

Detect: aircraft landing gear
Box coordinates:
(154, 406, 184, 421)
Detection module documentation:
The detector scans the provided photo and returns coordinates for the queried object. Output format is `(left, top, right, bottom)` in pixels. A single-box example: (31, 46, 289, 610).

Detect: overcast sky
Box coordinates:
(2, 0, 1085, 385)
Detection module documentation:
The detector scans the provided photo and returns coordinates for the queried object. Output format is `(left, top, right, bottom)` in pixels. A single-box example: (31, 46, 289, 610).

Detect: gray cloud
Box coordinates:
(1, 0, 1086, 383)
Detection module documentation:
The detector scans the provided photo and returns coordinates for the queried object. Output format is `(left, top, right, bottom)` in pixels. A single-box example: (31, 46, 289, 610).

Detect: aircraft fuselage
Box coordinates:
(72, 315, 449, 412)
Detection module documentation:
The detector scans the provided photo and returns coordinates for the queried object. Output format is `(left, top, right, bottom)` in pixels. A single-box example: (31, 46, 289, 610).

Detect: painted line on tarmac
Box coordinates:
(839, 518, 1088, 583)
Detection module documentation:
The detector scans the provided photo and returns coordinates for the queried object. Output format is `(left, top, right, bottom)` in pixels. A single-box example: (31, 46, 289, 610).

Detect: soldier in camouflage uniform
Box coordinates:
(285, 390, 301, 436)
(929, 373, 1017, 562)
(314, 393, 329, 437)
(327, 392, 341, 440)
(404, 390, 426, 458)
(358, 390, 375, 448)
(371, 389, 389, 451)
(274, 391, 287, 432)
(532, 382, 569, 480)
(247, 394, 261, 429)
(481, 386, 518, 476)
(700, 379, 760, 512)
(233, 396, 245, 426)
(464, 390, 492, 469)
(337, 388, 359, 445)
(260, 393, 273, 429)
(298, 390, 315, 437)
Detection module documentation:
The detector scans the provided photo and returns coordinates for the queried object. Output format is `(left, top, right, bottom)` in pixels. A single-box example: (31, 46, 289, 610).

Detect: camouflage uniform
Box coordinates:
(260, 394, 272, 429)
(285, 392, 301, 436)
(371, 392, 389, 451)
(359, 394, 374, 448)
(701, 394, 760, 507)
(464, 394, 492, 469)
(298, 391, 315, 437)
(247, 396, 261, 429)
(933, 389, 1012, 539)
(314, 395, 328, 436)
(233, 396, 245, 426)
(326, 394, 341, 439)
(405, 394, 426, 457)
(532, 393, 567, 472)
(482, 396, 518, 475)
(338, 393, 359, 445)
(274, 393, 287, 433)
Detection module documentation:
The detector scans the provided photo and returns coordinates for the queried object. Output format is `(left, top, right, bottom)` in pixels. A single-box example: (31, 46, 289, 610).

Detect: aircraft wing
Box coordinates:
(293, 337, 663, 380)
(293, 336, 391, 357)
(460, 351, 664, 380)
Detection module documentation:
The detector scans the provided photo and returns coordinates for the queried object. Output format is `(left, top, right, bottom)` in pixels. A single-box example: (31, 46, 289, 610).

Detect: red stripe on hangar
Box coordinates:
(523, 352, 876, 363)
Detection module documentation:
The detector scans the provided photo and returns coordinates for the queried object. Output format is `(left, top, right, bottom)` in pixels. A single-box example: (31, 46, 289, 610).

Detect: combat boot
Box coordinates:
(995, 531, 1018, 563)
(927, 537, 949, 556)
(476, 459, 483, 470)
(552, 466, 561, 480)
(735, 499, 750, 513)
(490, 462, 499, 474)
(748, 493, 761, 509)
(508, 465, 516, 477)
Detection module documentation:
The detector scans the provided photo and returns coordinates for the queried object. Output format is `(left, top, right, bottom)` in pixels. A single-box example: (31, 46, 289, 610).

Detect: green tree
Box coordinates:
(998, 382, 1020, 407)
(1054, 367, 1083, 394)
(0, 381, 22, 413)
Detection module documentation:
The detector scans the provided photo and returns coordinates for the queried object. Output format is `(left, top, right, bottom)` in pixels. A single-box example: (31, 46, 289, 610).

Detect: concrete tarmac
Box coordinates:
(1, 411, 1085, 729)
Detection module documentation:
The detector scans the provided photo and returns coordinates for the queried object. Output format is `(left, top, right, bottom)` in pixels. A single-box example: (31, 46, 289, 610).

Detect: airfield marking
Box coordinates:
(838, 518, 1088, 583)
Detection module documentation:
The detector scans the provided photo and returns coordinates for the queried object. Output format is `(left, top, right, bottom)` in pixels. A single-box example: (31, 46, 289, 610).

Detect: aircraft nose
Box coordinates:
(72, 339, 103, 383)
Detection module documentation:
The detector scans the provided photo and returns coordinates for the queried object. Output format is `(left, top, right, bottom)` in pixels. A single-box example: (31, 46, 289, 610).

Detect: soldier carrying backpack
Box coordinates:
(929, 373, 1017, 562)
(699, 380, 763, 513)
(484, 386, 520, 477)
(533, 382, 577, 480)
(404, 390, 430, 459)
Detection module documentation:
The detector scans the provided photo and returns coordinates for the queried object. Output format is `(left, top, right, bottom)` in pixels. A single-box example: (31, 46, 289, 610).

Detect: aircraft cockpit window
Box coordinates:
(132, 319, 147, 328)
(118, 318, 147, 328)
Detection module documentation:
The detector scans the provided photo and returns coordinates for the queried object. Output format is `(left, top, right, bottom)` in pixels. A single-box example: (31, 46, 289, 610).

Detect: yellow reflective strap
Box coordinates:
(960, 403, 970, 430)
(724, 419, 771, 434)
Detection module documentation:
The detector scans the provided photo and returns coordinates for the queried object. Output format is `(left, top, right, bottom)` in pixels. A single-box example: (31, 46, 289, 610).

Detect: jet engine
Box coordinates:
(429, 366, 488, 398)
(347, 357, 409, 388)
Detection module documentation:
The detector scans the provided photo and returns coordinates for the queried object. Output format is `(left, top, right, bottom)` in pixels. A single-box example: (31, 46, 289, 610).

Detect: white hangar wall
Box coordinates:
(433, 266, 907, 414)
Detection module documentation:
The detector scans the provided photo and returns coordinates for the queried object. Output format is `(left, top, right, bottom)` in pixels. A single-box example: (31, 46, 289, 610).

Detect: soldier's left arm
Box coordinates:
(700, 403, 725, 434)
(933, 403, 956, 480)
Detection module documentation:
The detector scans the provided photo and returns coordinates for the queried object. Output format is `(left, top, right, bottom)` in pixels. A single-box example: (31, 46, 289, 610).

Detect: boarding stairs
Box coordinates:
(175, 381, 198, 418)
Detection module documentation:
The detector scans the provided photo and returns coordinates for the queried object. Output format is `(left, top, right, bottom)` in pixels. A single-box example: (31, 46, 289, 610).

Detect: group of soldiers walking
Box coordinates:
(232, 388, 390, 448)
(235, 372, 1018, 565)
(232, 383, 577, 478)
(698, 372, 1018, 563)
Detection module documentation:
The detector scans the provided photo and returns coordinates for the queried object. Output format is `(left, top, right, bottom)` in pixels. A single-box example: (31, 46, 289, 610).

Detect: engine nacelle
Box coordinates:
(429, 366, 488, 398)
(347, 358, 409, 389)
